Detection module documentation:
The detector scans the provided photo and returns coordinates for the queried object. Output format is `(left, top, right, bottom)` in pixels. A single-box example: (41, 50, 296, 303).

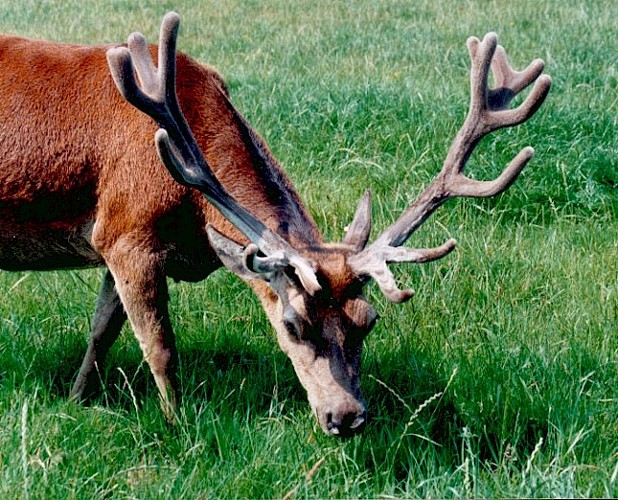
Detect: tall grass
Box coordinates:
(1, 0, 616, 497)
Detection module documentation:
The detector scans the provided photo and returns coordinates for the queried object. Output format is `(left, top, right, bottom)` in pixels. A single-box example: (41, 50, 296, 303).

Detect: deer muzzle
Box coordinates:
(325, 404, 367, 436)
(313, 394, 367, 437)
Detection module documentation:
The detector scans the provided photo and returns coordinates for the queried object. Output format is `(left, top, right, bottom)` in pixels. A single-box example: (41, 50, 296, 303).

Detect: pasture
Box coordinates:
(0, 0, 616, 497)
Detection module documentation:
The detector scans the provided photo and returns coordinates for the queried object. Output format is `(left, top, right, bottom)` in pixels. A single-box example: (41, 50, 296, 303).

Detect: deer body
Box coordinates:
(0, 34, 329, 414)
(0, 35, 315, 271)
(0, 15, 551, 436)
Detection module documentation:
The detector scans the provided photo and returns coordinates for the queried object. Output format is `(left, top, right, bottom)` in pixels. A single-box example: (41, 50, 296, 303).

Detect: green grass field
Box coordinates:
(1, 0, 616, 497)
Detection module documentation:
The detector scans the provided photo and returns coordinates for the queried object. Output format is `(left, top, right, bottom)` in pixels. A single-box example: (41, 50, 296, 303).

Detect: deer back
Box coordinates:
(0, 34, 319, 275)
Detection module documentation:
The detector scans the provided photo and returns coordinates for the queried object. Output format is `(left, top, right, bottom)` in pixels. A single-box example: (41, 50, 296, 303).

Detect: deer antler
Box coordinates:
(348, 33, 551, 302)
(106, 12, 321, 294)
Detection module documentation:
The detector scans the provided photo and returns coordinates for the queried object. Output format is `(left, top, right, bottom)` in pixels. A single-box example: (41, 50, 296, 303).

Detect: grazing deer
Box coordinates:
(0, 12, 550, 436)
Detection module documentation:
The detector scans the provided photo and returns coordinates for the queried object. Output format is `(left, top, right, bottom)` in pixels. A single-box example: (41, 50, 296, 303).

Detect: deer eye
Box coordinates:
(283, 318, 301, 339)
(282, 307, 304, 340)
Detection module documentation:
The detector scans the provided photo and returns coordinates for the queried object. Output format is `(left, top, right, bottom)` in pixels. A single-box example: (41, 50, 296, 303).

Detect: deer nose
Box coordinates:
(326, 408, 367, 437)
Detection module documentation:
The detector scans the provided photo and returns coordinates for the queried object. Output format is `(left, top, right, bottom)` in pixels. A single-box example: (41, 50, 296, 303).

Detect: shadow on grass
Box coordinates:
(23, 335, 306, 419)
(10, 328, 552, 473)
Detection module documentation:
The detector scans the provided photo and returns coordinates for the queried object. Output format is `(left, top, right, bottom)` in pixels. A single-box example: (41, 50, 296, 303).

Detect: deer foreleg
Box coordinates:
(104, 244, 179, 420)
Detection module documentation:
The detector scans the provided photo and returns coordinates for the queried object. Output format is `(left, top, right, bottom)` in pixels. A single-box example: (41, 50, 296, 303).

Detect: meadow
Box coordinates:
(0, 0, 616, 497)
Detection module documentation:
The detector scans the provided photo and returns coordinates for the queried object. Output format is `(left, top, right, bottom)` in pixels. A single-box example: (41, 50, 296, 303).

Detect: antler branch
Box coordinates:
(349, 33, 551, 302)
(106, 12, 321, 294)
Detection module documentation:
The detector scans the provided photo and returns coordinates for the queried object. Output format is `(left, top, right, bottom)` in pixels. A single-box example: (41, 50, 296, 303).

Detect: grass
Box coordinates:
(1, 0, 616, 497)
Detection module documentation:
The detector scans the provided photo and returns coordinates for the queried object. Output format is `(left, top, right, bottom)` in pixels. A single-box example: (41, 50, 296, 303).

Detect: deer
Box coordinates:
(0, 12, 550, 437)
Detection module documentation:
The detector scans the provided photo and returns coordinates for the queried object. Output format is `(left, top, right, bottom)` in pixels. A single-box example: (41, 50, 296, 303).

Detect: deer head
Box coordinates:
(107, 13, 551, 436)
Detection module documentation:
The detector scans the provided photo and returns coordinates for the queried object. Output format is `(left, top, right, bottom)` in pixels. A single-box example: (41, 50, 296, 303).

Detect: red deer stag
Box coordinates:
(0, 12, 550, 436)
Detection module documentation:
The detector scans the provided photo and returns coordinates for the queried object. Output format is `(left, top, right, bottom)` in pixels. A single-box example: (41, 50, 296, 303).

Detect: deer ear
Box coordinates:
(343, 190, 372, 251)
(206, 225, 263, 280)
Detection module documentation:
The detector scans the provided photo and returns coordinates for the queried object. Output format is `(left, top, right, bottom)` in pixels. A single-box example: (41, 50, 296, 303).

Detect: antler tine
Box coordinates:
(489, 46, 545, 108)
(351, 238, 458, 303)
(445, 33, 551, 197)
(109, 16, 215, 188)
(107, 12, 321, 294)
(125, 31, 159, 97)
(349, 33, 551, 301)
